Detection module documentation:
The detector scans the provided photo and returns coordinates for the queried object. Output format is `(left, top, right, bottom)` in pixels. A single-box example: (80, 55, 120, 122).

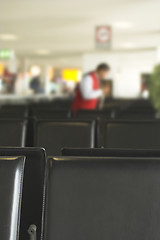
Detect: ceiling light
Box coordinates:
(36, 49, 50, 55)
(0, 34, 18, 41)
(113, 21, 133, 29)
(30, 66, 41, 76)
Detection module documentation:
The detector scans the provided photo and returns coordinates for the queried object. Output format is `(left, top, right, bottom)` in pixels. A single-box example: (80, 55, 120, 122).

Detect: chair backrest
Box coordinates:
(44, 156, 160, 240)
(0, 106, 28, 118)
(0, 119, 27, 147)
(76, 110, 113, 119)
(34, 120, 96, 155)
(0, 156, 25, 240)
(0, 147, 46, 240)
(98, 120, 160, 149)
(114, 109, 156, 120)
(62, 148, 160, 157)
(32, 109, 71, 119)
(50, 98, 72, 109)
(127, 99, 154, 110)
(31, 98, 72, 110)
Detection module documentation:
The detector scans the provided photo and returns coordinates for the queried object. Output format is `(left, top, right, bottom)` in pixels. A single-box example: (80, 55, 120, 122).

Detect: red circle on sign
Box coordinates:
(96, 26, 111, 43)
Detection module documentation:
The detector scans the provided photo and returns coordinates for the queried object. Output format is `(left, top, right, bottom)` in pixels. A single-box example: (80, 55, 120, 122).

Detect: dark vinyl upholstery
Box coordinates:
(34, 120, 96, 155)
(44, 156, 160, 240)
(0, 106, 28, 118)
(0, 119, 27, 147)
(98, 120, 160, 149)
(33, 109, 71, 119)
(76, 110, 113, 119)
(114, 109, 156, 120)
(62, 148, 160, 157)
(31, 98, 72, 110)
(0, 156, 25, 240)
(0, 148, 46, 240)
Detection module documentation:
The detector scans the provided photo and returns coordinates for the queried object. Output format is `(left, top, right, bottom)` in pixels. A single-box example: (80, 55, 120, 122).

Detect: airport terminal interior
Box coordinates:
(1, 0, 160, 240)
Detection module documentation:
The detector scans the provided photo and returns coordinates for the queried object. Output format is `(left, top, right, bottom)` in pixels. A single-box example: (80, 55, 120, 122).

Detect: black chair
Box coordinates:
(75, 110, 114, 120)
(127, 99, 154, 110)
(32, 109, 71, 119)
(34, 119, 96, 156)
(98, 120, 160, 149)
(31, 98, 72, 110)
(51, 98, 72, 109)
(0, 147, 46, 240)
(0, 105, 29, 118)
(44, 156, 160, 240)
(62, 148, 160, 157)
(0, 156, 25, 240)
(0, 119, 27, 147)
(114, 109, 156, 120)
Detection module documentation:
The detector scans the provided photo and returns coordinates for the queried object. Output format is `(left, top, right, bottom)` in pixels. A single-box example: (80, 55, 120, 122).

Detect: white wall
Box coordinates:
(83, 50, 157, 98)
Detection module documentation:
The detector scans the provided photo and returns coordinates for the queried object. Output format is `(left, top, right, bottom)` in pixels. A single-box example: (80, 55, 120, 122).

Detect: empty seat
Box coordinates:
(52, 98, 72, 109)
(44, 156, 160, 240)
(75, 110, 114, 119)
(34, 120, 96, 155)
(0, 156, 25, 240)
(98, 120, 160, 149)
(32, 109, 71, 119)
(114, 109, 156, 120)
(0, 119, 27, 147)
(0, 147, 46, 240)
(127, 99, 154, 110)
(62, 148, 160, 157)
(0, 105, 29, 118)
(31, 98, 72, 110)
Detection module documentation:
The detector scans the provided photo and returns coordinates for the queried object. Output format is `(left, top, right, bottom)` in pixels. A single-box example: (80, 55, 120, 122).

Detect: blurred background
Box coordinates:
(0, 0, 160, 103)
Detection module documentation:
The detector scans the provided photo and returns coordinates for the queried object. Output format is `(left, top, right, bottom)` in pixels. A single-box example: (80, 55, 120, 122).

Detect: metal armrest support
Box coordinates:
(28, 224, 37, 240)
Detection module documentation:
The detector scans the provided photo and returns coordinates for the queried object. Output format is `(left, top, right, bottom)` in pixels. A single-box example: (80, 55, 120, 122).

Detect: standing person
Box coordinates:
(72, 63, 110, 112)
(30, 76, 41, 94)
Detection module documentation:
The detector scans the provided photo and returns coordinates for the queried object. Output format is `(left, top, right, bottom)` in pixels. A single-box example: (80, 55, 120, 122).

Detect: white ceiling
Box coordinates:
(1, 0, 160, 62)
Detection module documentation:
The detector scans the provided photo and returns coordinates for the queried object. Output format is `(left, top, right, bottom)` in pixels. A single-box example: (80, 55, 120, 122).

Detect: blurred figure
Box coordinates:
(14, 72, 26, 94)
(0, 75, 3, 93)
(3, 68, 15, 93)
(140, 74, 149, 99)
(49, 79, 59, 94)
(30, 76, 41, 94)
(72, 63, 110, 112)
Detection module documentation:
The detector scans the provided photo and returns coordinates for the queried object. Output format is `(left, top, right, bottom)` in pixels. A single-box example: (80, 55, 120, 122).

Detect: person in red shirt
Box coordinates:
(72, 63, 110, 112)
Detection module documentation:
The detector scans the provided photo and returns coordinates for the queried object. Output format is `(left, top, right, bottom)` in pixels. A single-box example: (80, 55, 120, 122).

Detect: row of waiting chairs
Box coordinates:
(31, 108, 157, 120)
(0, 98, 157, 120)
(1, 118, 160, 155)
(2, 147, 160, 240)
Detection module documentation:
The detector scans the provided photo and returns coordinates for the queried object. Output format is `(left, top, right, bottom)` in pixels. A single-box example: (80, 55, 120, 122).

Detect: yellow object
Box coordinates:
(48, 67, 54, 80)
(62, 69, 81, 82)
(0, 63, 4, 75)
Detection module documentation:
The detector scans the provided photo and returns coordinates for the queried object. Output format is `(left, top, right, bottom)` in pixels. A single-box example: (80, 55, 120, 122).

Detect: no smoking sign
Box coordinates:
(95, 26, 111, 48)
